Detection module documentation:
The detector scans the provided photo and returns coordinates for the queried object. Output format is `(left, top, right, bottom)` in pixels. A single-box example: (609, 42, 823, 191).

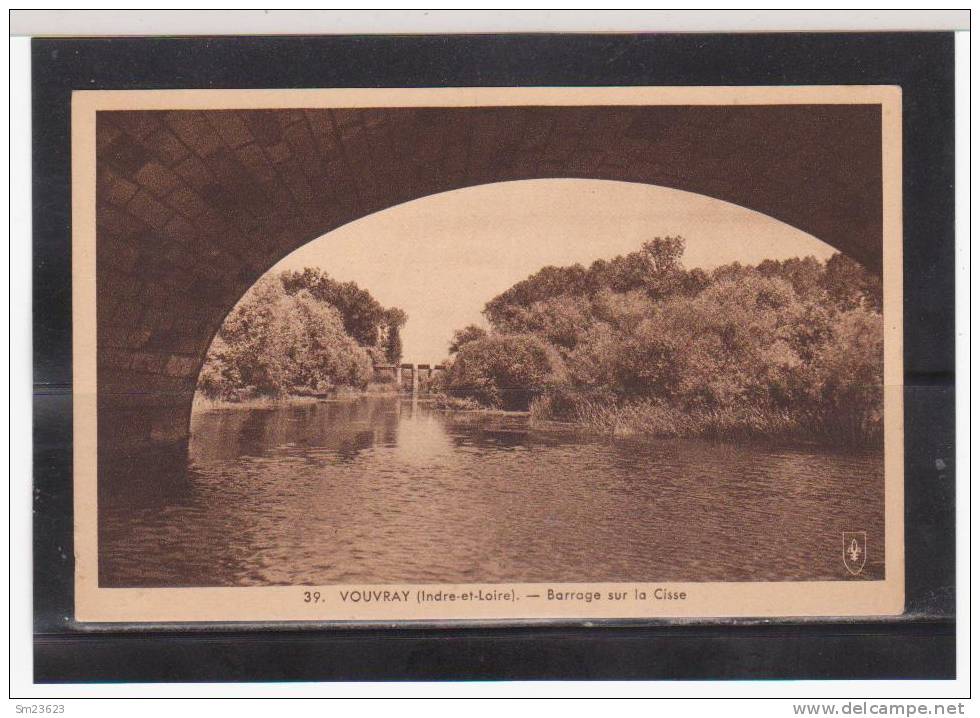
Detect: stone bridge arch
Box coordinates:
(95, 103, 882, 463)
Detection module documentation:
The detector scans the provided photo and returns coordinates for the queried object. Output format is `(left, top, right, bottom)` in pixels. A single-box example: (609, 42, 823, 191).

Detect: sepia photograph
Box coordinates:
(19, 13, 961, 694)
(71, 86, 904, 622)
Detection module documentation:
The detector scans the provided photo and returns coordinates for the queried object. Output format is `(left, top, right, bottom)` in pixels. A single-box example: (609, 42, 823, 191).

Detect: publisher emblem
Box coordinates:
(842, 531, 867, 575)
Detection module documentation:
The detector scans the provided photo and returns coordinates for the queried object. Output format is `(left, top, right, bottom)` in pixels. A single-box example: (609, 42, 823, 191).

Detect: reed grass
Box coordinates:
(531, 393, 881, 447)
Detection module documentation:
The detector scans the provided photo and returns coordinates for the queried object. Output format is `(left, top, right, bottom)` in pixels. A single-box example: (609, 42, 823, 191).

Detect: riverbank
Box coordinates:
(427, 391, 880, 448)
(191, 384, 403, 412)
(527, 395, 881, 448)
(192, 390, 880, 448)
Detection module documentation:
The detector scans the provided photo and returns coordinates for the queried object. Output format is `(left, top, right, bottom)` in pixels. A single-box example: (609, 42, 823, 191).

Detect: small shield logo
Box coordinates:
(842, 531, 867, 575)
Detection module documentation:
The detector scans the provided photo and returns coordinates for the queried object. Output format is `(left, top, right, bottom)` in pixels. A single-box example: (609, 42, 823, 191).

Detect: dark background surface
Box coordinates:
(31, 32, 956, 683)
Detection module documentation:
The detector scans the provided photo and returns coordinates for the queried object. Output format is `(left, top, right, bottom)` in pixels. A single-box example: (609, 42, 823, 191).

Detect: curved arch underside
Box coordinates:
(95, 104, 883, 459)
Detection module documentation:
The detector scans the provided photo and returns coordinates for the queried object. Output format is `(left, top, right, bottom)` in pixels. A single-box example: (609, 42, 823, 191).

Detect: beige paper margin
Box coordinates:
(72, 86, 904, 623)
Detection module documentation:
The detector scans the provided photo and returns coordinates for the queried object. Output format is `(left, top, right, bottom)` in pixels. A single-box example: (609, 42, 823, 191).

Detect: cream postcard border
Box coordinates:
(71, 86, 904, 623)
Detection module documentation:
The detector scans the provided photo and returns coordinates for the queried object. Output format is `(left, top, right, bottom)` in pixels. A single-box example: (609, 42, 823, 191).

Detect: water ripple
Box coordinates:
(99, 397, 885, 587)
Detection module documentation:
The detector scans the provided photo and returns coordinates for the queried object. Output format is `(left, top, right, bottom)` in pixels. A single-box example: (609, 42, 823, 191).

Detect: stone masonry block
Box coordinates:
(264, 141, 292, 165)
(165, 111, 224, 158)
(97, 235, 140, 275)
(111, 112, 162, 141)
(96, 121, 122, 152)
(174, 154, 216, 191)
(332, 109, 361, 129)
(130, 351, 168, 374)
(135, 161, 180, 198)
(126, 189, 172, 231)
(161, 213, 199, 246)
(304, 110, 335, 139)
(100, 169, 139, 207)
(278, 109, 307, 127)
(144, 128, 190, 166)
(204, 111, 255, 149)
(283, 121, 322, 181)
(165, 354, 200, 378)
(99, 346, 134, 371)
(278, 160, 315, 204)
(235, 143, 277, 184)
(102, 134, 151, 176)
(165, 186, 208, 219)
(243, 111, 283, 146)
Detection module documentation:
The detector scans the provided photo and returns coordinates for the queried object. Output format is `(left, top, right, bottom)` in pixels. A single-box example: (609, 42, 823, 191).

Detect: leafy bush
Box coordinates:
(440, 333, 565, 410)
(280, 268, 407, 363)
(197, 275, 376, 400)
(453, 238, 884, 446)
(448, 324, 488, 354)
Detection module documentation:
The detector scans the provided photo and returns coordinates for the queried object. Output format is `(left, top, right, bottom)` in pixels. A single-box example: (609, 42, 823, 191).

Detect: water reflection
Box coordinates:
(99, 396, 885, 587)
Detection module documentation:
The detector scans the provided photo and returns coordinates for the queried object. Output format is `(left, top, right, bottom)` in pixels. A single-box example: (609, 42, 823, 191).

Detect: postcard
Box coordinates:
(72, 86, 903, 622)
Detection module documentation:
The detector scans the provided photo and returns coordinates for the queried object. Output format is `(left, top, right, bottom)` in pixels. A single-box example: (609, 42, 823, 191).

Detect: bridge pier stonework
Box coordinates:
(94, 104, 883, 461)
(399, 364, 416, 393)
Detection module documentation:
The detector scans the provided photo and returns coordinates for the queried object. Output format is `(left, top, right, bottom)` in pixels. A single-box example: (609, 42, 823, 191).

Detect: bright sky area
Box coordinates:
(270, 179, 836, 364)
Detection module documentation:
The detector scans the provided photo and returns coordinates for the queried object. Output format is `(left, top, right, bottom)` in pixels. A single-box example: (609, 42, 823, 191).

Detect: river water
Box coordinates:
(99, 396, 885, 586)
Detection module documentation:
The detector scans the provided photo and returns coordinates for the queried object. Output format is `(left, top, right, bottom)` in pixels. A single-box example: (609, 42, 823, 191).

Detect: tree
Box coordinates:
(484, 237, 690, 328)
(382, 307, 407, 364)
(280, 268, 392, 348)
(821, 252, 883, 311)
(448, 324, 488, 354)
(384, 323, 403, 364)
